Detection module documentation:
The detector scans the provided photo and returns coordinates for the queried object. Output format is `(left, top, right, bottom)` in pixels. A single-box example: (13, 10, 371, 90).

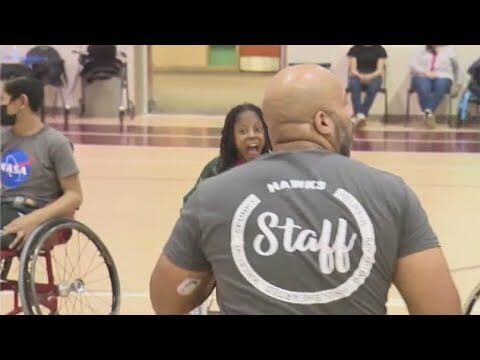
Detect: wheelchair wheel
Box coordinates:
(18, 219, 120, 315)
(464, 282, 480, 315)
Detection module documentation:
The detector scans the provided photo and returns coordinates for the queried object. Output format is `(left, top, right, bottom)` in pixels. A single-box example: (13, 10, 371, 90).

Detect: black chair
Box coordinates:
(74, 45, 134, 122)
(79, 45, 124, 84)
(345, 66, 388, 123)
(0, 63, 34, 81)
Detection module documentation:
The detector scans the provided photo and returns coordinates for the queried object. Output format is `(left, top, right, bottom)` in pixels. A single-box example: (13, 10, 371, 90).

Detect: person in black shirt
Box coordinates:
(347, 45, 387, 128)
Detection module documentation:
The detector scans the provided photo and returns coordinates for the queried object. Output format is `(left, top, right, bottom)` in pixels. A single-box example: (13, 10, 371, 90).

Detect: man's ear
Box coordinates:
(19, 94, 30, 110)
(313, 110, 334, 136)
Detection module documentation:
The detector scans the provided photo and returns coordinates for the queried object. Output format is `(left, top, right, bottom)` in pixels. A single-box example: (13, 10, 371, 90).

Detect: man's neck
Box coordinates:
(12, 113, 44, 136)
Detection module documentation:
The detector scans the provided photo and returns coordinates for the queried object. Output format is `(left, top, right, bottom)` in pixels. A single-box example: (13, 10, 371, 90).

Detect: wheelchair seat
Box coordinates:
(79, 45, 124, 84)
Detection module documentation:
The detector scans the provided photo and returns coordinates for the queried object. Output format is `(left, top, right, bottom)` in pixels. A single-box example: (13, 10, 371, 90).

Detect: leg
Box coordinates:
(0, 232, 16, 250)
(362, 76, 382, 116)
(411, 76, 432, 112)
(348, 76, 363, 116)
(429, 78, 453, 112)
(1, 203, 21, 250)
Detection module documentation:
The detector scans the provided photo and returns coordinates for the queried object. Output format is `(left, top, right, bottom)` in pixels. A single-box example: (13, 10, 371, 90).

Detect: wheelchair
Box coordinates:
(1, 216, 120, 315)
(454, 86, 480, 128)
(24, 45, 71, 127)
(0, 63, 34, 81)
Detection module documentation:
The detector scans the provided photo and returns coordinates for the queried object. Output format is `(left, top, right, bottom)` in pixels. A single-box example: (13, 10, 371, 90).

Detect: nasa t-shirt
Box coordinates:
(1, 125, 79, 207)
(163, 149, 439, 315)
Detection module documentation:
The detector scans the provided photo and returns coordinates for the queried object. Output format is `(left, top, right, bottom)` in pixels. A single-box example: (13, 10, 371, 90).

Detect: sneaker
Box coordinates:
(355, 113, 367, 129)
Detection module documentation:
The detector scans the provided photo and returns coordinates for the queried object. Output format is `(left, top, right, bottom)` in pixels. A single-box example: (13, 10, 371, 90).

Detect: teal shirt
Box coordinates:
(183, 156, 221, 205)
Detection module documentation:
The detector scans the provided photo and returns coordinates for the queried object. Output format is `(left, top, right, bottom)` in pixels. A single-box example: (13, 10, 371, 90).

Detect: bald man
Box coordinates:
(150, 64, 461, 315)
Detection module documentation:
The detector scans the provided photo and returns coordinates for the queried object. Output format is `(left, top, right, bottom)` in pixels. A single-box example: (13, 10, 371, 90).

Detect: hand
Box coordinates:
(360, 73, 377, 83)
(351, 70, 361, 78)
(2, 212, 44, 249)
(424, 71, 435, 79)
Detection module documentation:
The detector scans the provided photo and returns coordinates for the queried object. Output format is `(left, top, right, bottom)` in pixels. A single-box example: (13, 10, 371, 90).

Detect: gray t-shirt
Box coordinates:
(163, 149, 439, 315)
(1, 125, 79, 207)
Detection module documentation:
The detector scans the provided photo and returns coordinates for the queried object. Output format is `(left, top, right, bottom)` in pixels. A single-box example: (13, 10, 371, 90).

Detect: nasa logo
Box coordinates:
(1, 149, 32, 188)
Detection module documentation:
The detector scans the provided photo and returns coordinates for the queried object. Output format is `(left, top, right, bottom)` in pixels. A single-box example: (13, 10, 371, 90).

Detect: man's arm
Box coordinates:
(150, 255, 214, 315)
(393, 247, 461, 314)
(151, 190, 214, 314)
(3, 174, 82, 249)
(348, 57, 360, 77)
(393, 181, 461, 314)
(369, 57, 386, 79)
(34, 174, 82, 221)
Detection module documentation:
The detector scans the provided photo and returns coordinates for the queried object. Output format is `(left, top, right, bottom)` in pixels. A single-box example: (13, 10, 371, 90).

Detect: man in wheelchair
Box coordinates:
(1, 77, 82, 251)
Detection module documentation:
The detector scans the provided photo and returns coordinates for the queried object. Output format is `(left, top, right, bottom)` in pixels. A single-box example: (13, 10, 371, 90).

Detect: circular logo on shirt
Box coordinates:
(1, 148, 32, 188)
(230, 180, 376, 305)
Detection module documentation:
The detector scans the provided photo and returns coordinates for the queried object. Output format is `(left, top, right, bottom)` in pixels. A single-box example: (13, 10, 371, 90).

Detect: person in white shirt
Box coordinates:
(410, 45, 460, 129)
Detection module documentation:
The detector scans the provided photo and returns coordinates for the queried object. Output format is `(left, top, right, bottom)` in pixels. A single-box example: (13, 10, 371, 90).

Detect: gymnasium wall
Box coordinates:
(286, 45, 480, 115)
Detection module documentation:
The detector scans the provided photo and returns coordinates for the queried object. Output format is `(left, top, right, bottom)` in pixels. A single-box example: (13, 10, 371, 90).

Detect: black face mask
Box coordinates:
(0, 105, 16, 126)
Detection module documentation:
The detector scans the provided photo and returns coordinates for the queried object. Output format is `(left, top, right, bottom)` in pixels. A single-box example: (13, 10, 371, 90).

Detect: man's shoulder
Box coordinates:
(347, 45, 360, 54)
(43, 126, 69, 140)
(193, 150, 410, 218)
(375, 45, 388, 55)
(42, 126, 73, 148)
(203, 150, 401, 180)
(292, 150, 406, 191)
(342, 153, 404, 186)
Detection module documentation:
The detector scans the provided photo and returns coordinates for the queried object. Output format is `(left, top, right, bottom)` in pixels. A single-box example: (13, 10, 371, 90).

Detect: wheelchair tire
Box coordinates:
(464, 282, 480, 315)
(18, 219, 121, 315)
